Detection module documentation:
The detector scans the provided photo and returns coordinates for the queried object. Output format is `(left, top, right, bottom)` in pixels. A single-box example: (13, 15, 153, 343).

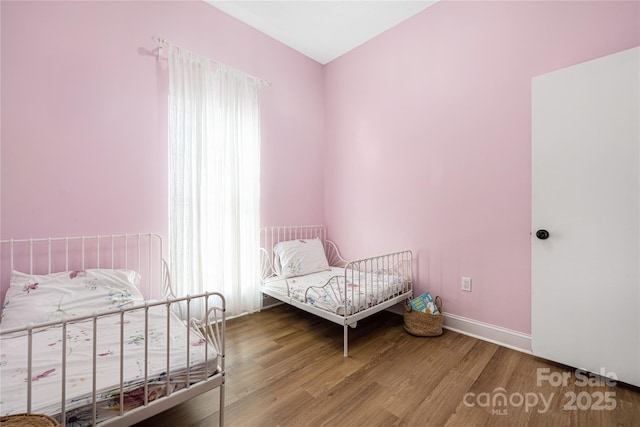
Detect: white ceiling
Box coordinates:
(206, 1, 437, 65)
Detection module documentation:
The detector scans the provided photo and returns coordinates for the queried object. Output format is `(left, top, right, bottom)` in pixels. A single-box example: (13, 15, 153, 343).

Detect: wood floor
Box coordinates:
(134, 304, 640, 427)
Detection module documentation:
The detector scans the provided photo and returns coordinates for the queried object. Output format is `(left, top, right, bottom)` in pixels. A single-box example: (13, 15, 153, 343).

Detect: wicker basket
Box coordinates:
(403, 296, 443, 336)
(0, 414, 61, 427)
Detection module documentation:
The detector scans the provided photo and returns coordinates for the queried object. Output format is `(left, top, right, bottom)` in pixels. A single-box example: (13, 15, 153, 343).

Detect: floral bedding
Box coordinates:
(1, 269, 144, 329)
(263, 267, 409, 315)
(0, 307, 218, 426)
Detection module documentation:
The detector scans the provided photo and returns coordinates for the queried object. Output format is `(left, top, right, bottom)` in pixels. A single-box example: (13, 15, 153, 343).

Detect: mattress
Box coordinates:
(263, 266, 409, 315)
(0, 307, 218, 425)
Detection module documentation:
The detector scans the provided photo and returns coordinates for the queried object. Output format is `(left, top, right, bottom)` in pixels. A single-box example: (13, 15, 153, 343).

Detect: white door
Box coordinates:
(531, 47, 640, 387)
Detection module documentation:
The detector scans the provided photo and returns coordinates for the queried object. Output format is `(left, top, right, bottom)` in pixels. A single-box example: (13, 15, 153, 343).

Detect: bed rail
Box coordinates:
(0, 292, 226, 426)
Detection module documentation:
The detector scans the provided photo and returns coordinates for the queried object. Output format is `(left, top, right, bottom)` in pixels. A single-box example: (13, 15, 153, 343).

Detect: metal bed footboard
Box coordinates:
(342, 249, 413, 314)
(0, 293, 225, 426)
(303, 250, 413, 315)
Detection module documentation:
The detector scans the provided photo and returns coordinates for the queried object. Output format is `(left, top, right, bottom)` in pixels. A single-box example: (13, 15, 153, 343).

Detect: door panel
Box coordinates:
(531, 47, 639, 386)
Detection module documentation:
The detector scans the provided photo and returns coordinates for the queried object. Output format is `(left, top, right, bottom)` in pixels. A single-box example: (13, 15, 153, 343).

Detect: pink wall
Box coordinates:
(0, 0, 325, 302)
(0, 0, 325, 241)
(323, 1, 640, 334)
(3, 1, 639, 335)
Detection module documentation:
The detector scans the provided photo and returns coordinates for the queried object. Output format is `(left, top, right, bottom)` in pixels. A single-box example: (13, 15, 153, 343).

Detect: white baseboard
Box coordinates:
(443, 312, 532, 355)
(385, 303, 531, 354)
(386, 304, 531, 354)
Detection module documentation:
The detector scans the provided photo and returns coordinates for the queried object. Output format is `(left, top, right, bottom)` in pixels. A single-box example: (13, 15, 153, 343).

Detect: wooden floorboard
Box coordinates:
(134, 304, 640, 427)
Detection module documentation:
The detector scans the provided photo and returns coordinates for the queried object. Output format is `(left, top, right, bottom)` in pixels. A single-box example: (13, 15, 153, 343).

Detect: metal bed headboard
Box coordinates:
(259, 225, 348, 280)
(1, 233, 166, 304)
(260, 225, 327, 251)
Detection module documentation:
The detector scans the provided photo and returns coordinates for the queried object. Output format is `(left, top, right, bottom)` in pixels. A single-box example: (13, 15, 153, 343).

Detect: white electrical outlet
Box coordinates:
(462, 277, 472, 292)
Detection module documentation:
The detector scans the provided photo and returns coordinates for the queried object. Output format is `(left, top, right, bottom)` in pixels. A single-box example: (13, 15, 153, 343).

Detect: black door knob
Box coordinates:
(536, 229, 550, 240)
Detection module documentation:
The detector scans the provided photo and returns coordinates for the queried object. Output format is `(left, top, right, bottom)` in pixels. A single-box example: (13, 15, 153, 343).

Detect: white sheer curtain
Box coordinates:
(168, 46, 261, 318)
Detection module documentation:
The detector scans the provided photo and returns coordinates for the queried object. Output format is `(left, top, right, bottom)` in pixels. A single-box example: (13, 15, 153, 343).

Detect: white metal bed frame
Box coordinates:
(260, 225, 413, 357)
(0, 233, 225, 426)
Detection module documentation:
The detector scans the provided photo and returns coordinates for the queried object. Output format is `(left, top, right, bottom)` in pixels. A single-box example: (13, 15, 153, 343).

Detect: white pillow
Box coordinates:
(1, 269, 143, 329)
(273, 238, 329, 278)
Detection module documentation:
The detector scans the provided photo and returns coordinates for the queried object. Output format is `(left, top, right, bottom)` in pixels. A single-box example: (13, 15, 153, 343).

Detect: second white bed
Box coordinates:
(260, 225, 413, 356)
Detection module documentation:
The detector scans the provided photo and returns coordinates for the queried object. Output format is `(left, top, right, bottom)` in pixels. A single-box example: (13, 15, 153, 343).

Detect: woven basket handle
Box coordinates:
(404, 299, 413, 313)
(435, 295, 443, 313)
